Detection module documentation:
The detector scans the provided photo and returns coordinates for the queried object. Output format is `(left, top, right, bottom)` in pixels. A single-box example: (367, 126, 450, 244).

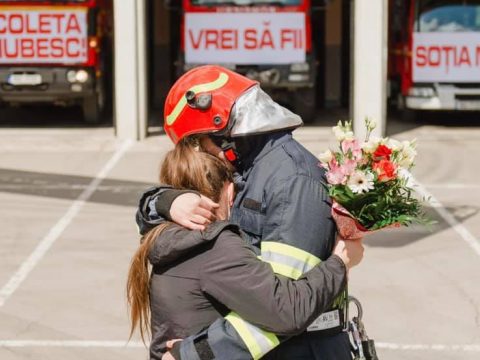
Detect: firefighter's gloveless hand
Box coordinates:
(170, 193, 219, 231)
(333, 237, 364, 270)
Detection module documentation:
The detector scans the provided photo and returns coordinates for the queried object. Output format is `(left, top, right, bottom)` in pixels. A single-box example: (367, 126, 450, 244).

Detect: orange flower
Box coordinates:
(373, 159, 397, 182)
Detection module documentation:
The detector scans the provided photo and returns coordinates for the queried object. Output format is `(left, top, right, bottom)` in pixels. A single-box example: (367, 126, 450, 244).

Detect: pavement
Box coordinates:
(0, 107, 479, 360)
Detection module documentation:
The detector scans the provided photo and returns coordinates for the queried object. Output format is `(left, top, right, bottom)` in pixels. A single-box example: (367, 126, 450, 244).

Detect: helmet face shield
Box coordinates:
(229, 86, 303, 138)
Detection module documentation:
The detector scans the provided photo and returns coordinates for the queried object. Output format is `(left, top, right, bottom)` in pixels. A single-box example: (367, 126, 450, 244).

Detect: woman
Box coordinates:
(127, 139, 363, 360)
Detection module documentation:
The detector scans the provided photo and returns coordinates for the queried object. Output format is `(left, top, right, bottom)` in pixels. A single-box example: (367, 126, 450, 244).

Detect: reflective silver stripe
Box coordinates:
(261, 251, 317, 279)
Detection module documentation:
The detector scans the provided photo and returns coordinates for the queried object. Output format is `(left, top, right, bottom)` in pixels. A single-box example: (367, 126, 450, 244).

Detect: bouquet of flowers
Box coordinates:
(319, 119, 429, 240)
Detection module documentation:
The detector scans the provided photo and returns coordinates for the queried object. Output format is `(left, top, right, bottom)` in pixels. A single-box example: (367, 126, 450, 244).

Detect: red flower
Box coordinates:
(373, 159, 397, 182)
(373, 144, 392, 160)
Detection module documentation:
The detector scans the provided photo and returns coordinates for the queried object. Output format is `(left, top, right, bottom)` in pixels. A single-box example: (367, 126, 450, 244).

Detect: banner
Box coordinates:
(0, 7, 88, 64)
(185, 12, 306, 64)
(413, 32, 480, 82)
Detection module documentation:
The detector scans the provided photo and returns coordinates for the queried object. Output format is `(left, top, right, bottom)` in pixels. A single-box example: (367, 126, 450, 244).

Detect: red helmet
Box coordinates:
(164, 65, 257, 144)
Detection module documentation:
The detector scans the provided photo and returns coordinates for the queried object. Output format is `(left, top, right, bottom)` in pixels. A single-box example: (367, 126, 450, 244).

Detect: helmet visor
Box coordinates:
(229, 86, 303, 137)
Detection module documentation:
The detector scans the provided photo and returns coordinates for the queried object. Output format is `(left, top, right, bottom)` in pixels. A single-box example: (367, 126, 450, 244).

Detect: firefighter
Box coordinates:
(129, 143, 362, 360)
(137, 65, 357, 360)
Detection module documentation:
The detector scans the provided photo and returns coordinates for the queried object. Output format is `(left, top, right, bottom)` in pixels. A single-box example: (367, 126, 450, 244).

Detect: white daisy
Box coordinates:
(347, 171, 375, 194)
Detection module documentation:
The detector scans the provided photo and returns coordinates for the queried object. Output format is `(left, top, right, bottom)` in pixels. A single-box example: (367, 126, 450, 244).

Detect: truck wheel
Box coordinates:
(82, 96, 100, 124)
(82, 81, 105, 124)
(293, 88, 316, 124)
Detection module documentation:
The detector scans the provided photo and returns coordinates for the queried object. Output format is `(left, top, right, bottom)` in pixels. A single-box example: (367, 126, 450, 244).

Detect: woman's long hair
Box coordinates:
(127, 138, 233, 342)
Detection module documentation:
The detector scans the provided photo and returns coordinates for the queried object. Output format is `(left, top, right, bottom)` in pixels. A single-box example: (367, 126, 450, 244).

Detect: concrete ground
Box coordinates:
(0, 107, 479, 360)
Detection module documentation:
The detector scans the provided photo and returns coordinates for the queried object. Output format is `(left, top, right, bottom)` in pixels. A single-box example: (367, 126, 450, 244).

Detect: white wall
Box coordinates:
(353, 0, 389, 139)
(113, 0, 147, 140)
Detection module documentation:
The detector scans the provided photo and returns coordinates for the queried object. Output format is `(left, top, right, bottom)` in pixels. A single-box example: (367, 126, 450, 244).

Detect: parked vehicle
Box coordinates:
(389, 0, 480, 117)
(0, 0, 113, 123)
(170, 0, 327, 123)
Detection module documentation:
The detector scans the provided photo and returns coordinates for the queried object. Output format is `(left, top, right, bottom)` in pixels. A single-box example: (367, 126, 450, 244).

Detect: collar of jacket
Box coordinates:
(148, 220, 241, 267)
(233, 131, 293, 180)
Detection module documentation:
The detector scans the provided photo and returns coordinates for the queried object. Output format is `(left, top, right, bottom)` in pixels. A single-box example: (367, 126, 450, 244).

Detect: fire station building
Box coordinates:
(113, 0, 388, 140)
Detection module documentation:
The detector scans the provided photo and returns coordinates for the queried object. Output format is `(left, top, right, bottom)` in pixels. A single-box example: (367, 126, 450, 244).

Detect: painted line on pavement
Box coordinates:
(0, 140, 134, 307)
(406, 172, 480, 257)
(1, 340, 480, 352)
(0, 340, 145, 348)
(377, 342, 480, 352)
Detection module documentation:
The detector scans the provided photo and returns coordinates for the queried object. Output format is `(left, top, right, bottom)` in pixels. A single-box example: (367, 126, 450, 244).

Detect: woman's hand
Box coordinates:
(162, 352, 176, 360)
(161, 339, 183, 360)
(170, 193, 219, 230)
(333, 236, 364, 270)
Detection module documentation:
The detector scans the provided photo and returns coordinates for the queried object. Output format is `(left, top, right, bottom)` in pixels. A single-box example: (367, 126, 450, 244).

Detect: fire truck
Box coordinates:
(170, 0, 327, 123)
(0, 0, 112, 123)
(389, 0, 480, 116)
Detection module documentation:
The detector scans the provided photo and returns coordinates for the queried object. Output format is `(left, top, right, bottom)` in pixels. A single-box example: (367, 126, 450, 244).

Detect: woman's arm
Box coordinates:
(199, 229, 347, 336)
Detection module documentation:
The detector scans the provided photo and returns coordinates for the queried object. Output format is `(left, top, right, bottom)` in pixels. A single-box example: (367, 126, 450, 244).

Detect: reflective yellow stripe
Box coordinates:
(225, 312, 279, 360)
(166, 72, 229, 125)
(225, 313, 261, 359)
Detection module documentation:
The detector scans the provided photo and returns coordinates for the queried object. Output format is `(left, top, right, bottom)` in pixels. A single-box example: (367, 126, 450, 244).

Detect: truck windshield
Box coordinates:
(416, 0, 480, 32)
(190, 0, 302, 6)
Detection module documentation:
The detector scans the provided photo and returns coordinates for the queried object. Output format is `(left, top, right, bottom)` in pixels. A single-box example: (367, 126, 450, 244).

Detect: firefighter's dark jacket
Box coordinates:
(148, 220, 347, 359)
(137, 131, 346, 360)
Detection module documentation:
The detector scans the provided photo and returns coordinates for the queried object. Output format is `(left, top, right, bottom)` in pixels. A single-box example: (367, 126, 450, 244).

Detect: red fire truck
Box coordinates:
(389, 0, 480, 116)
(0, 0, 112, 123)
(171, 0, 326, 122)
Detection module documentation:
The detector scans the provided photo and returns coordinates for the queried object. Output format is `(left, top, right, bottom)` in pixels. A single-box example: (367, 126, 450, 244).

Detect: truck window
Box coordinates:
(415, 0, 480, 32)
(190, 0, 302, 6)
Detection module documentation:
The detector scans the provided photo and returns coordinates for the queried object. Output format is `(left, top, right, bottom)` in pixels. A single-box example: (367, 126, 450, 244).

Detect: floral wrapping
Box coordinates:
(331, 200, 400, 240)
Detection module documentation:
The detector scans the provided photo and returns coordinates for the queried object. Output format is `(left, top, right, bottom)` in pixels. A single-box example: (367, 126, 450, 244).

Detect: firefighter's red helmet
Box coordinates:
(164, 65, 257, 144)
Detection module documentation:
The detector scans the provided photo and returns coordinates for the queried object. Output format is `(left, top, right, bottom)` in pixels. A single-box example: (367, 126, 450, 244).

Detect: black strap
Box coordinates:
(194, 336, 215, 360)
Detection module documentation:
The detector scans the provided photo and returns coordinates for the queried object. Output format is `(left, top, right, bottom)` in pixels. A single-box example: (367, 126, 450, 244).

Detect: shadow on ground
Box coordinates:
(0, 168, 150, 207)
(1, 168, 478, 247)
(364, 204, 479, 248)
